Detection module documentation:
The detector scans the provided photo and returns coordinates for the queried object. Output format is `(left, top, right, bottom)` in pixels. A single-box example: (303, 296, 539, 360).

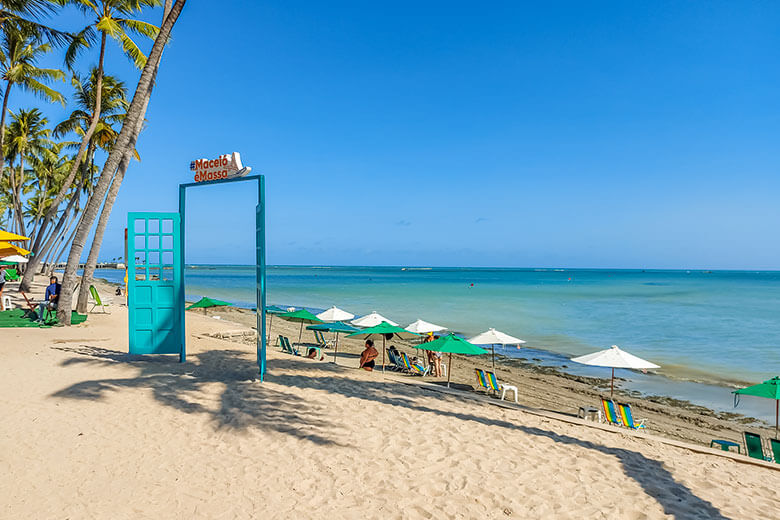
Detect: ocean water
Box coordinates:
(92, 266, 780, 422)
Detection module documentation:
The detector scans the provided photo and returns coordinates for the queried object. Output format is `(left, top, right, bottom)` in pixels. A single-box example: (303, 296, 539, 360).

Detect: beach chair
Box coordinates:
(475, 369, 491, 393)
(616, 402, 646, 430)
(486, 371, 518, 403)
(313, 330, 335, 348)
(769, 438, 780, 464)
(88, 285, 111, 313)
(4, 268, 19, 281)
(281, 336, 299, 356)
(600, 397, 622, 427)
(386, 349, 402, 371)
(400, 352, 428, 376)
(744, 432, 772, 461)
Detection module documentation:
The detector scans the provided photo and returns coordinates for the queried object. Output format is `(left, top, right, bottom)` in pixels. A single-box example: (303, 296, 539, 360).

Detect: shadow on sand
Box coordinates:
(52, 346, 729, 519)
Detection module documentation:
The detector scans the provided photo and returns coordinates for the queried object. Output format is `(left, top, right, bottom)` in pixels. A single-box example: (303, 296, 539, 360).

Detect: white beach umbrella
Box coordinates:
(316, 305, 355, 322)
(571, 345, 660, 396)
(0, 254, 28, 263)
(468, 328, 526, 369)
(405, 319, 447, 334)
(352, 311, 398, 328)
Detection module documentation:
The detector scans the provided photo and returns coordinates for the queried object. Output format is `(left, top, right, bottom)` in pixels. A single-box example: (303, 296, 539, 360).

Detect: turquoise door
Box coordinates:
(128, 212, 182, 355)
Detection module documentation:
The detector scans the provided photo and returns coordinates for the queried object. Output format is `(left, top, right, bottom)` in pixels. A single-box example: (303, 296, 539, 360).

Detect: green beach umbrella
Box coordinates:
(734, 377, 780, 438)
(307, 321, 359, 364)
(416, 333, 487, 387)
(265, 305, 288, 341)
(186, 297, 232, 313)
(348, 321, 420, 372)
(279, 309, 323, 343)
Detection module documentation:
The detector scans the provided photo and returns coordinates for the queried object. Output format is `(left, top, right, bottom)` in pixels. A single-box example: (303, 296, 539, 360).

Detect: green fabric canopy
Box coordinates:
(348, 321, 420, 372)
(279, 309, 323, 342)
(307, 321, 359, 333)
(186, 297, 232, 310)
(414, 333, 486, 387)
(734, 377, 780, 438)
(415, 333, 487, 355)
(265, 305, 287, 314)
(307, 321, 360, 365)
(347, 321, 418, 339)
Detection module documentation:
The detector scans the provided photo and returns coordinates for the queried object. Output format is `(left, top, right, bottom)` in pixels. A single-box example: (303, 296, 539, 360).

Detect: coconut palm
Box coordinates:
(0, 1, 71, 47)
(21, 0, 160, 291)
(4, 107, 53, 236)
(58, 0, 183, 324)
(0, 23, 64, 190)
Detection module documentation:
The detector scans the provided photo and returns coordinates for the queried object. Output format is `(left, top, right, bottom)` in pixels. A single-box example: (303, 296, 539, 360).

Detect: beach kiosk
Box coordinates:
(126, 153, 268, 380)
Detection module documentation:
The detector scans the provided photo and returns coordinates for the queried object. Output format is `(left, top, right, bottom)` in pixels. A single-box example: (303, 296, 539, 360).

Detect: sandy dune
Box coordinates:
(1, 305, 779, 519)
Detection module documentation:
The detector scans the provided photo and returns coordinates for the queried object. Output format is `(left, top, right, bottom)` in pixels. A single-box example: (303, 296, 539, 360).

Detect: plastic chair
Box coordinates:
(486, 371, 518, 403)
(88, 285, 111, 313)
(744, 432, 772, 461)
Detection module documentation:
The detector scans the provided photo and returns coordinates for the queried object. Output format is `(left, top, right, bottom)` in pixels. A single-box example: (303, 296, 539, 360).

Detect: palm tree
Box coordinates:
(21, 0, 159, 290)
(58, 0, 183, 324)
(4, 107, 53, 236)
(0, 23, 64, 189)
(0, 1, 71, 47)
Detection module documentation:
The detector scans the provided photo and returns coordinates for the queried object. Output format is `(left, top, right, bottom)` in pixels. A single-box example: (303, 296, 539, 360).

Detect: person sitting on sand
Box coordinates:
(307, 347, 324, 361)
(37, 275, 61, 322)
(359, 339, 378, 371)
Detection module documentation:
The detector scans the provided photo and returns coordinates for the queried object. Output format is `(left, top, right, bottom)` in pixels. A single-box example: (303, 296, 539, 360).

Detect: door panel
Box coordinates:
(128, 212, 182, 355)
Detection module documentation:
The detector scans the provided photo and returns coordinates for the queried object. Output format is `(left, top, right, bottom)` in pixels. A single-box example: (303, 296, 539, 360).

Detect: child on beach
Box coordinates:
(359, 339, 378, 371)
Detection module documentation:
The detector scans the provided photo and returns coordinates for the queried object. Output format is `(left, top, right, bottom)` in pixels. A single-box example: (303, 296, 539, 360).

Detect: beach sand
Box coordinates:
(1, 282, 779, 518)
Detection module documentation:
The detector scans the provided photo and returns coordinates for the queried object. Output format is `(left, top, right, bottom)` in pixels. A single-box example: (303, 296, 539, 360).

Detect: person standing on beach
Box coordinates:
(432, 335, 443, 377)
(359, 339, 379, 371)
(423, 334, 438, 376)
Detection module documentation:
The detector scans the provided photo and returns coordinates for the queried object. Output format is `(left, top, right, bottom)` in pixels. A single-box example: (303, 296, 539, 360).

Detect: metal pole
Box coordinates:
(178, 185, 186, 363)
(447, 352, 453, 388)
(258, 176, 267, 381)
(382, 335, 386, 373)
(333, 331, 339, 364)
(492, 344, 495, 369)
(611, 368, 615, 396)
(776, 400, 778, 439)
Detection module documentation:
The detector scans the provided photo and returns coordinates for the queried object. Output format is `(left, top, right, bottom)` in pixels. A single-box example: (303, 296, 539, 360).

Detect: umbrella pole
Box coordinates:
(611, 368, 614, 397)
(298, 321, 304, 343)
(447, 352, 452, 388)
(382, 336, 386, 374)
(776, 400, 778, 439)
(492, 344, 496, 370)
(268, 314, 274, 343)
(333, 332, 339, 365)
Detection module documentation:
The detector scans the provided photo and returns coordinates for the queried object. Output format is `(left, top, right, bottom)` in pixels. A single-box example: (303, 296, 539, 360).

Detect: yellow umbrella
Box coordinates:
(0, 241, 31, 257)
(0, 230, 30, 241)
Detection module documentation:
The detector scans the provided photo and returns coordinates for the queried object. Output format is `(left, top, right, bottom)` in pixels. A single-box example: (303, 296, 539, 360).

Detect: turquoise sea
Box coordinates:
(92, 266, 780, 422)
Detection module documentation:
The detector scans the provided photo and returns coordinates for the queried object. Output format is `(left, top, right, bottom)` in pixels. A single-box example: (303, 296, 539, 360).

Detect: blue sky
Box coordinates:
(17, 1, 780, 268)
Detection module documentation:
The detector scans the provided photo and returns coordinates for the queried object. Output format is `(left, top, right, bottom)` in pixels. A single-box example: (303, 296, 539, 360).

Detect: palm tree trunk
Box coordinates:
(0, 79, 11, 186)
(20, 32, 107, 292)
(76, 2, 175, 314)
(58, 0, 186, 325)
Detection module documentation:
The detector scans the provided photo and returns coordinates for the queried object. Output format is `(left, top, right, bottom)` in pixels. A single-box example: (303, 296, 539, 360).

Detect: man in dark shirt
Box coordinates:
(38, 276, 61, 322)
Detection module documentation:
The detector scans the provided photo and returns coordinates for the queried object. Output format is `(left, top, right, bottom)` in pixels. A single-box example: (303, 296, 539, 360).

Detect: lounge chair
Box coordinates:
(386, 349, 403, 371)
(475, 368, 491, 393)
(769, 438, 780, 464)
(600, 397, 622, 427)
(744, 432, 772, 461)
(281, 336, 299, 356)
(88, 285, 111, 313)
(400, 352, 428, 376)
(313, 330, 334, 348)
(616, 402, 646, 430)
(486, 371, 518, 403)
(4, 268, 19, 281)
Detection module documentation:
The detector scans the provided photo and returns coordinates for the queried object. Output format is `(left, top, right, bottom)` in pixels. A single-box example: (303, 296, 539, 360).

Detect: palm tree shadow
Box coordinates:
(268, 365, 731, 520)
(51, 345, 345, 446)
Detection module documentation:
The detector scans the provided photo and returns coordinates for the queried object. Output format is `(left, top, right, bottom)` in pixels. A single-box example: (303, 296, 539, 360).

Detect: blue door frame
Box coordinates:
(178, 175, 267, 380)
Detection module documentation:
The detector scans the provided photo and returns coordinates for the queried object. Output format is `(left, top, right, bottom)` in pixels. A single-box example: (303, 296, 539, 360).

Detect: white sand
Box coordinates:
(1, 305, 779, 519)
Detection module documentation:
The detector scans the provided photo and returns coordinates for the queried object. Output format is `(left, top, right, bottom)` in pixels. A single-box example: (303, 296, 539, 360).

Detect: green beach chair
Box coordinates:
(769, 438, 780, 464)
(281, 336, 299, 356)
(616, 402, 646, 430)
(744, 432, 771, 461)
(4, 268, 19, 281)
(88, 285, 111, 313)
(600, 397, 622, 427)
